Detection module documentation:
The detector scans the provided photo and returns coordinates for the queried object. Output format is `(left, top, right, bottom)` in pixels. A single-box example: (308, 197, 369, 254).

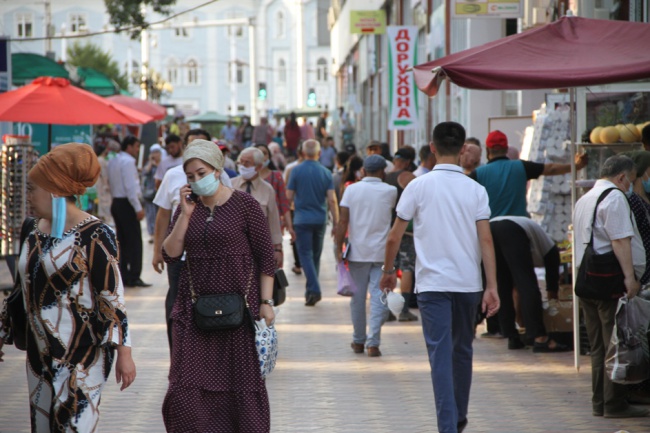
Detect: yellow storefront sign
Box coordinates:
(350, 10, 387, 35)
(454, 0, 522, 18)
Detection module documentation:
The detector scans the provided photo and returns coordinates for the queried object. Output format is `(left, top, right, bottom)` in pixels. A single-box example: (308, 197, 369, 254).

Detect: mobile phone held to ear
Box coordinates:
(187, 192, 199, 203)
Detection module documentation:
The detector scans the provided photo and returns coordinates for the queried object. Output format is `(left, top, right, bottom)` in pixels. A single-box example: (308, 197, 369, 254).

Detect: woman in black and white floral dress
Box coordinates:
(0, 143, 135, 432)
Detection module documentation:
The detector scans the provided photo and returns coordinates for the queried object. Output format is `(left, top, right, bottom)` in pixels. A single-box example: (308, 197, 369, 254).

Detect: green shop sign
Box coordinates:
(12, 122, 93, 155)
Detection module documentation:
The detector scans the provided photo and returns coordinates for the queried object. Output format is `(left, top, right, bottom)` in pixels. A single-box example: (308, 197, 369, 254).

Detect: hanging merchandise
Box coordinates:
(1, 136, 38, 256)
(526, 108, 573, 242)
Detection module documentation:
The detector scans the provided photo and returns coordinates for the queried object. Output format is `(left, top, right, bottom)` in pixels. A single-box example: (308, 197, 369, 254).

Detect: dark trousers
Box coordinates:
(581, 297, 628, 414)
(291, 210, 301, 268)
(419, 291, 482, 433)
(294, 223, 326, 296)
(491, 220, 546, 339)
(111, 198, 143, 284)
(165, 260, 183, 352)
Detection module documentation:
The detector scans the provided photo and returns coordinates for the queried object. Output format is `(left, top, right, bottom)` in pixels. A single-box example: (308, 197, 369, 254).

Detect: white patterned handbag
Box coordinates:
(255, 319, 278, 378)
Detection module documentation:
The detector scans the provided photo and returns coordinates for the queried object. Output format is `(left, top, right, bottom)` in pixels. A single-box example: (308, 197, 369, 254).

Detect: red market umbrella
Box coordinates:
(413, 17, 650, 96)
(107, 94, 167, 121)
(0, 77, 154, 150)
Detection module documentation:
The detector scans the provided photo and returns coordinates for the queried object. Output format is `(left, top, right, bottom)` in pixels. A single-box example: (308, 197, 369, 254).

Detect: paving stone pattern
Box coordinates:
(0, 225, 647, 432)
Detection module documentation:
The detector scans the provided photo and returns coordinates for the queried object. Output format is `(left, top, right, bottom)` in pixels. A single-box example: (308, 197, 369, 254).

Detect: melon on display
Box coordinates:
(620, 124, 638, 143)
(600, 126, 620, 144)
(590, 126, 603, 144)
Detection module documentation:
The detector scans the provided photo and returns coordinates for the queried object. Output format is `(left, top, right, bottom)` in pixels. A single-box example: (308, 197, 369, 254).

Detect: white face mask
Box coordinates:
(239, 165, 257, 180)
(381, 290, 404, 317)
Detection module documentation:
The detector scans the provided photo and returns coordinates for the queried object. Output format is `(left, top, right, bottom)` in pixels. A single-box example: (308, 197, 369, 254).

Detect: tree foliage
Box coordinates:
(104, 0, 177, 39)
(67, 42, 130, 91)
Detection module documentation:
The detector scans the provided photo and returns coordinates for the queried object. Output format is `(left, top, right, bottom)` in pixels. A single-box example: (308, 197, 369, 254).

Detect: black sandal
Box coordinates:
(532, 339, 569, 353)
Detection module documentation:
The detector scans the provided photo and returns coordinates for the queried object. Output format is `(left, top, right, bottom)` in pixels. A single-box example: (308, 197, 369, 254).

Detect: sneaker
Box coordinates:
(398, 311, 419, 322)
(604, 405, 649, 418)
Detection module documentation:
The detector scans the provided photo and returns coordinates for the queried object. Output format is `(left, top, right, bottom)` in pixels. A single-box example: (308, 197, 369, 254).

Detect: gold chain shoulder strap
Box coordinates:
(186, 257, 255, 305)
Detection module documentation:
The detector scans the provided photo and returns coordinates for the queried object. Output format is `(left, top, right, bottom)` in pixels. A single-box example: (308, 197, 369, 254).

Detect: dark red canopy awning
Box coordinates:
(413, 17, 650, 97)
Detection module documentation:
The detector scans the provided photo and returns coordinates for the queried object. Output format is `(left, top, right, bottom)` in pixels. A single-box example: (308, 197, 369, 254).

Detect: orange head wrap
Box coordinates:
(28, 143, 101, 196)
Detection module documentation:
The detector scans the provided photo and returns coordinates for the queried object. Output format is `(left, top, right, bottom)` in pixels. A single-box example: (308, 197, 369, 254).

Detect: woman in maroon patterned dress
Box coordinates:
(161, 139, 276, 433)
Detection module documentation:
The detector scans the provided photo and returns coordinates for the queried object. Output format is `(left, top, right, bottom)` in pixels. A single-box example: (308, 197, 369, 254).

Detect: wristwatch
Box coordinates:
(381, 265, 396, 275)
(261, 299, 275, 307)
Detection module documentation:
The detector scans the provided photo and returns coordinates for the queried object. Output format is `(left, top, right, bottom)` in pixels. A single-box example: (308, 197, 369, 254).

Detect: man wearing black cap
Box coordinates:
(469, 130, 588, 217)
(336, 155, 397, 357)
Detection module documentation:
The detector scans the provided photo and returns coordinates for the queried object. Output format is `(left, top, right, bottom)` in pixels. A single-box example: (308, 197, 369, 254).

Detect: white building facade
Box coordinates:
(0, 0, 335, 120)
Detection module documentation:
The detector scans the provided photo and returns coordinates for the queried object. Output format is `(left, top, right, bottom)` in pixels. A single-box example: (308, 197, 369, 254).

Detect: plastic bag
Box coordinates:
(605, 296, 650, 384)
(337, 261, 357, 296)
(255, 319, 278, 379)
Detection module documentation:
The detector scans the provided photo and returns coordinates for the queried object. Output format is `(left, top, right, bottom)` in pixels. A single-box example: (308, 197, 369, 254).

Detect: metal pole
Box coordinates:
(569, 87, 580, 371)
(44, 0, 52, 54)
(60, 24, 67, 62)
(445, 0, 451, 121)
(230, 28, 237, 117)
(140, 27, 149, 100)
(296, 0, 305, 108)
(140, 5, 149, 100)
(248, 21, 258, 125)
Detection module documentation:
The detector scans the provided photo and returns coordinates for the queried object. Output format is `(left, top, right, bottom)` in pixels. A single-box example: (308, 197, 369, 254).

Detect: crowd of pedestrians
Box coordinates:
(3, 111, 650, 433)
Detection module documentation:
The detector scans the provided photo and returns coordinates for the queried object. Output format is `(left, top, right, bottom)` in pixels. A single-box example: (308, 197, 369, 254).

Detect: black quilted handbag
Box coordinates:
(187, 258, 254, 332)
(193, 293, 246, 331)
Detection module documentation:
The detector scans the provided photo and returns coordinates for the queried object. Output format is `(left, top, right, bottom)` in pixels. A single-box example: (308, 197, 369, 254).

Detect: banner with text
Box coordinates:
(387, 26, 418, 131)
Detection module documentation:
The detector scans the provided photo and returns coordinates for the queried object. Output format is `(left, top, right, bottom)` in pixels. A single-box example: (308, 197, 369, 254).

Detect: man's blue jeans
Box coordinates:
(348, 262, 389, 348)
(418, 291, 482, 433)
(294, 223, 327, 296)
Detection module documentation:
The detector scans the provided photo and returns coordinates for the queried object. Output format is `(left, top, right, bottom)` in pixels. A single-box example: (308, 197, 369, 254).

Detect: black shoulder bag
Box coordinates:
(187, 258, 255, 331)
(273, 269, 288, 306)
(4, 217, 35, 350)
(575, 188, 628, 300)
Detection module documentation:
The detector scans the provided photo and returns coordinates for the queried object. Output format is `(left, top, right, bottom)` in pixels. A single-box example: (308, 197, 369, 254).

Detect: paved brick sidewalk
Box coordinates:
(0, 225, 647, 432)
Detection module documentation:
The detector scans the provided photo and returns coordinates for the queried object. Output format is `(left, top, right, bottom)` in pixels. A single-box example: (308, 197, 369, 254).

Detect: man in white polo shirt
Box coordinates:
(336, 155, 397, 357)
(381, 121, 500, 433)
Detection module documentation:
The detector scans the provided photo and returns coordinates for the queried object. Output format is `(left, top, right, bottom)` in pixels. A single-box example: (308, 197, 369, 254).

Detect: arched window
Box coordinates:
(186, 59, 199, 85)
(316, 58, 328, 82)
(276, 11, 285, 38)
(167, 58, 179, 85)
(278, 59, 287, 83)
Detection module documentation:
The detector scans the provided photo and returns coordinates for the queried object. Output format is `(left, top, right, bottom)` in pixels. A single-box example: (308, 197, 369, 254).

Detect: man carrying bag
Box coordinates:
(573, 155, 648, 419)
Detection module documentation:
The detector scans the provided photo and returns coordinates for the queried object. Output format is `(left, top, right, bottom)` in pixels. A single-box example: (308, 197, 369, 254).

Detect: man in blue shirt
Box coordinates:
(287, 139, 339, 306)
(469, 130, 587, 217)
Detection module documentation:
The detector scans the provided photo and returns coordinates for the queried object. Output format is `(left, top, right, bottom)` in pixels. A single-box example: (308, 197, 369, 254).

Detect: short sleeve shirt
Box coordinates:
(340, 177, 397, 262)
(397, 164, 490, 293)
(574, 179, 646, 279)
(471, 157, 544, 217)
(287, 160, 334, 225)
